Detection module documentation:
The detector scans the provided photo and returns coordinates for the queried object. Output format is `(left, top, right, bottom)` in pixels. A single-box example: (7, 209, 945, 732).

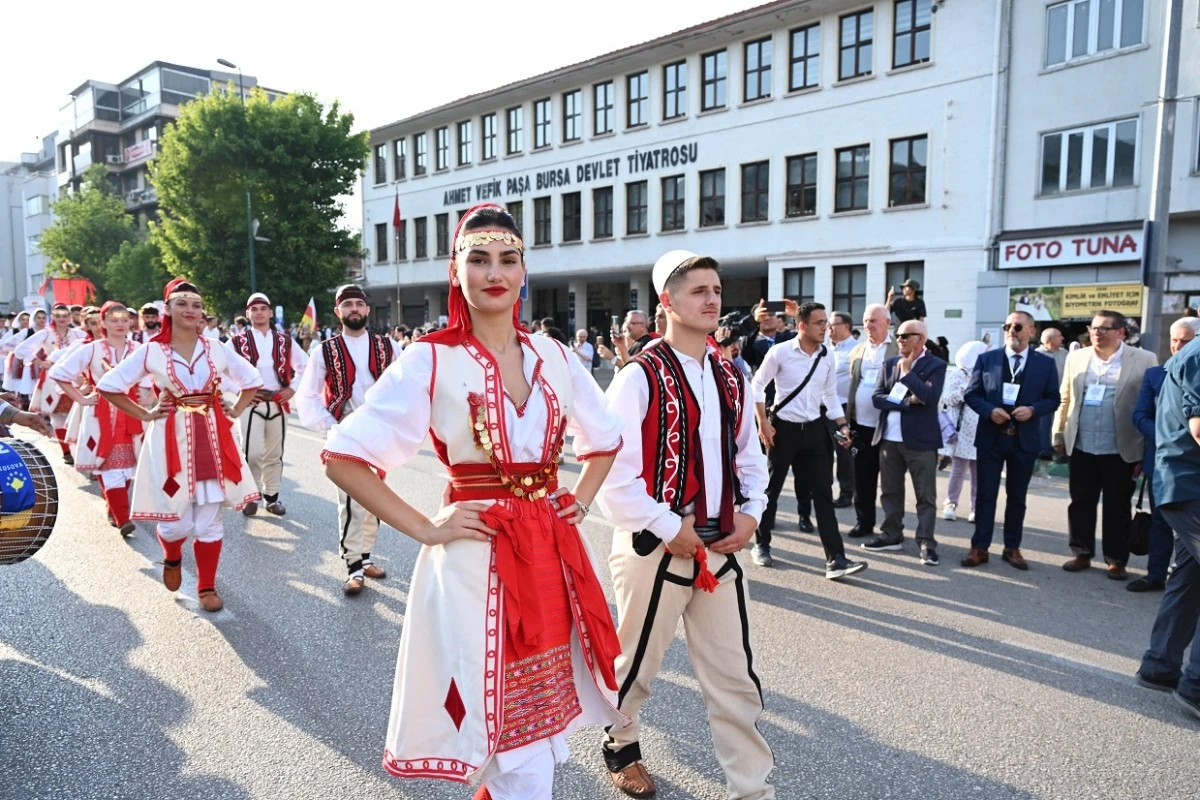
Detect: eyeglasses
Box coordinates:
(1002, 323, 1024, 332)
(897, 332, 923, 340)
(1089, 325, 1118, 333)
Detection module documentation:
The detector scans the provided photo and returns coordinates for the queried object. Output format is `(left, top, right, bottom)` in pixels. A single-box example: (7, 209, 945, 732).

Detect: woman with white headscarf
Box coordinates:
(940, 341, 987, 522)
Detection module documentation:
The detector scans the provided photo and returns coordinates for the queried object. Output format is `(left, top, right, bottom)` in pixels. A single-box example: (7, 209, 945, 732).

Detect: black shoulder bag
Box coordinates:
(769, 345, 826, 426)
(1127, 475, 1151, 557)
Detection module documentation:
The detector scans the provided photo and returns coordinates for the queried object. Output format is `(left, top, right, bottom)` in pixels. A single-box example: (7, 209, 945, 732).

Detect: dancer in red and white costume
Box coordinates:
(1, 311, 34, 406)
(51, 302, 145, 536)
(15, 303, 86, 461)
(322, 204, 626, 799)
(57, 305, 103, 453)
(98, 279, 263, 612)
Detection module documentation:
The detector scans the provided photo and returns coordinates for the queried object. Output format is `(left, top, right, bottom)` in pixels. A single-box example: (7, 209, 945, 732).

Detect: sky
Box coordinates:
(2, 0, 757, 230)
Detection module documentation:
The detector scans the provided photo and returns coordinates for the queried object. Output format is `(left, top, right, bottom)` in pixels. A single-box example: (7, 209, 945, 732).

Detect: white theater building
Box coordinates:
(362, 0, 1200, 351)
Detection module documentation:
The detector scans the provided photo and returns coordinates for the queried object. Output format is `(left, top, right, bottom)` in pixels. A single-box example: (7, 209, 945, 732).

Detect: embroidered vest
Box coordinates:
(321, 332, 393, 421)
(631, 343, 746, 532)
(231, 328, 294, 388)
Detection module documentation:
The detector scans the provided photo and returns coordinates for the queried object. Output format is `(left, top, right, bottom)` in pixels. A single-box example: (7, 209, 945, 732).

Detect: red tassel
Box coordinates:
(694, 547, 719, 593)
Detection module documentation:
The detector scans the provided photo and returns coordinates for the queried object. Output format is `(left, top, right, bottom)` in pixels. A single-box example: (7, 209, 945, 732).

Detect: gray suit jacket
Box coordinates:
(1052, 343, 1158, 463)
(846, 338, 899, 425)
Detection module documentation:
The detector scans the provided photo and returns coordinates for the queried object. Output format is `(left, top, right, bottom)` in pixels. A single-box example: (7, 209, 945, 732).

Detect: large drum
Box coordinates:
(0, 438, 60, 565)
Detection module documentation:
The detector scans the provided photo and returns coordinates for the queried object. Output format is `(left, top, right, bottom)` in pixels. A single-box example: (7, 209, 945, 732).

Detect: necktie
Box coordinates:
(1012, 353, 1022, 379)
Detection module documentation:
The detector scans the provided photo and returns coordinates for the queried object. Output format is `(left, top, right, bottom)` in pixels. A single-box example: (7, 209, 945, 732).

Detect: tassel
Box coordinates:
(694, 547, 719, 593)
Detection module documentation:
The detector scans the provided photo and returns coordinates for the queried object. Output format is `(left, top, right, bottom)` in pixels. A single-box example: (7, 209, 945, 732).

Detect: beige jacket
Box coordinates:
(1052, 343, 1158, 463)
(845, 337, 899, 424)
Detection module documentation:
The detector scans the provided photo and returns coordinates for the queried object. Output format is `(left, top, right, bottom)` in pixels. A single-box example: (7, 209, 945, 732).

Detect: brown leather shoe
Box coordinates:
(343, 576, 365, 596)
(1062, 556, 1092, 572)
(265, 501, 286, 516)
(241, 501, 258, 517)
(363, 563, 387, 580)
(960, 548, 989, 567)
(1108, 563, 1128, 581)
(609, 762, 657, 797)
(162, 559, 182, 592)
(1002, 548, 1029, 570)
(197, 590, 224, 612)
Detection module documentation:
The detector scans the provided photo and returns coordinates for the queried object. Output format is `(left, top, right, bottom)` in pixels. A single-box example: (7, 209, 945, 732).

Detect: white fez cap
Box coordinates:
(652, 249, 710, 295)
(246, 292, 271, 309)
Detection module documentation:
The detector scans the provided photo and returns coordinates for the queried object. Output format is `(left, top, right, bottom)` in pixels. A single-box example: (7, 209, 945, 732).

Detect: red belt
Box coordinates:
(161, 391, 242, 484)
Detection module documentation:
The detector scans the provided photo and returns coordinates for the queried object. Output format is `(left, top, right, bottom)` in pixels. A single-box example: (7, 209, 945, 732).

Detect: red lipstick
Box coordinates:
(483, 287, 508, 296)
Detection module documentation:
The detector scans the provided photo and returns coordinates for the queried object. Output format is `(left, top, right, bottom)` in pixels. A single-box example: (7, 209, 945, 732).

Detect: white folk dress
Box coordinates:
(49, 339, 145, 475)
(15, 327, 85, 415)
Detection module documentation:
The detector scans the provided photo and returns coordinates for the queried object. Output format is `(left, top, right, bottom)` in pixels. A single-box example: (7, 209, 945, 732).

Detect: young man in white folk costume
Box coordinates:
(225, 292, 307, 516)
(597, 251, 775, 800)
(15, 303, 86, 461)
(50, 302, 145, 535)
(296, 284, 400, 596)
(98, 279, 264, 613)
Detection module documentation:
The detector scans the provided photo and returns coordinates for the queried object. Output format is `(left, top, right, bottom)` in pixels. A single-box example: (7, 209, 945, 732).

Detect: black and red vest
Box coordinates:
(231, 328, 294, 389)
(321, 332, 393, 421)
(630, 343, 746, 533)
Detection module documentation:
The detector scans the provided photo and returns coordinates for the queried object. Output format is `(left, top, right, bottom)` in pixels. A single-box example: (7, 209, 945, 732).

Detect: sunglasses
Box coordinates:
(1002, 323, 1024, 332)
(897, 332, 923, 340)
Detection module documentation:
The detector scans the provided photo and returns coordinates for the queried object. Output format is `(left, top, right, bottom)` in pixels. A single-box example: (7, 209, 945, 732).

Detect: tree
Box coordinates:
(150, 87, 369, 318)
(105, 240, 170, 309)
(39, 164, 138, 292)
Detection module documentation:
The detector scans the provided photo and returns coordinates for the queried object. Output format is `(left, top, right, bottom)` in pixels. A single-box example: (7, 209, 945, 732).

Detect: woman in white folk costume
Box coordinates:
(57, 305, 103, 453)
(51, 302, 145, 535)
(98, 279, 264, 613)
(323, 204, 626, 800)
(15, 303, 86, 461)
(0, 311, 34, 405)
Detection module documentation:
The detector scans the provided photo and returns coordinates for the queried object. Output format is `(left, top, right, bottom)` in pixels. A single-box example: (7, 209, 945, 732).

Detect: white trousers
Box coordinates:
(485, 737, 558, 800)
(97, 468, 135, 491)
(157, 501, 224, 543)
(240, 401, 286, 497)
(337, 486, 379, 576)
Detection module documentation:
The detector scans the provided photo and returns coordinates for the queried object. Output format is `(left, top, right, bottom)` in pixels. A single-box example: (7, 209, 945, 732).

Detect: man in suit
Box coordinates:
(1129, 318, 1200, 591)
(961, 311, 1061, 569)
(862, 320, 947, 565)
(1054, 310, 1159, 580)
(845, 304, 898, 538)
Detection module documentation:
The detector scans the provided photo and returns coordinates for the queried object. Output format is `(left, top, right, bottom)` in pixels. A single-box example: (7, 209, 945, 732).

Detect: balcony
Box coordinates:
(125, 187, 159, 210)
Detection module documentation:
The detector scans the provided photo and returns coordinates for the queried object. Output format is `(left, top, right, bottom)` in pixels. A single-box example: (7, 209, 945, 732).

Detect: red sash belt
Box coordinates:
(161, 391, 243, 484)
(449, 462, 620, 691)
(96, 387, 144, 459)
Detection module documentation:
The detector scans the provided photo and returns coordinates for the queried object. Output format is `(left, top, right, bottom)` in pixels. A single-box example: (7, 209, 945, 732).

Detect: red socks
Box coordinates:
(103, 486, 131, 527)
(193, 539, 223, 593)
(55, 428, 69, 455)
(157, 532, 184, 563)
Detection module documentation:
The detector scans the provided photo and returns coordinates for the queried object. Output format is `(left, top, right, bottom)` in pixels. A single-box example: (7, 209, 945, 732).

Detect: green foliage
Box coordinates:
(39, 164, 138, 289)
(150, 86, 369, 318)
(105, 239, 170, 308)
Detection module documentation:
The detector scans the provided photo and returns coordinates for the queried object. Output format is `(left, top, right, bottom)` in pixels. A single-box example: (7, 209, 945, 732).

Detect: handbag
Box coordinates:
(1127, 475, 1151, 557)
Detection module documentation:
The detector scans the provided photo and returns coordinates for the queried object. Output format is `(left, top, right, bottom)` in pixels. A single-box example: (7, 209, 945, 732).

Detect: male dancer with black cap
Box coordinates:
(226, 292, 307, 516)
(597, 250, 774, 799)
(297, 284, 400, 596)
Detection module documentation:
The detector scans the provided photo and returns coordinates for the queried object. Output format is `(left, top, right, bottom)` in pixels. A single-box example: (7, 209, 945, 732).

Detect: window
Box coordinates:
(889, 135, 927, 206)
(27, 234, 41, 256)
(627, 72, 649, 127)
(24, 195, 48, 217)
(374, 223, 388, 263)
(885, 261, 924, 300)
(741, 161, 770, 222)
(893, 0, 932, 69)
(663, 61, 687, 120)
(456, 121, 472, 166)
(373, 143, 387, 184)
(833, 264, 868, 322)
(626, 181, 648, 235)
(701, 50, 727, 111)
(482, 113, 497, 160)
(414, 133, 427, 176)
(396, 218, 407, 261)
(563, 90, 582, 142)
(789, 24, 821, 91)
(534, 99, 552, 148)
(786, 153, 819, 217)
(414, 217, 428, 258)
(1040, 118, 1138, 196)
(594, 82, 614, 135)
(835, 144, 871, 212)
(593, 187, 613, 238)
(561, 192, 582, 241)
(783, 267, 815, 304)
(1046, 0, 1145, 67)
(744, 38, 773, 102)
(507, 201, 524, 234)
(506, 106, 524, 154)
(662, 174, 685, 231)
(435, 127, 449, 171)
(435, 213, 450, 256)
(839, 9, 874, 80)
(393, 139, 407, 180)
(533, 197, 552, 245)
(699, 169, 726, 227)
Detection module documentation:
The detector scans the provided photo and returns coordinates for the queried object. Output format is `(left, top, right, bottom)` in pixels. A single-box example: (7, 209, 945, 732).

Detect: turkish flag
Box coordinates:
(393, 190, 401, 229)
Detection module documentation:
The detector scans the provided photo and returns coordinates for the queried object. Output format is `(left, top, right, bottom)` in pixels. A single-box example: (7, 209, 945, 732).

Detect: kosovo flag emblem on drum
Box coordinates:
(0, 441, 35, 530)
(0, 438, 59, 565)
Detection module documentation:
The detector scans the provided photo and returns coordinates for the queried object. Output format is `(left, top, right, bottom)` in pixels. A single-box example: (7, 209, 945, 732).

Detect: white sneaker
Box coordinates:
(968, 511, 976, 523)
(942, 502, 957, 521)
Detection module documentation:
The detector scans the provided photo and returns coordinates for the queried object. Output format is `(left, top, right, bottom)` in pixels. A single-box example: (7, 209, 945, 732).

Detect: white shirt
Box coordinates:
(752, 338, 843, 423)
(203, 326, 220, 340)
(572, 340, 594, 367)
(883, 350, 926, 444)
(830, 335, 857, 404)
(1004, 344, 1030, 379)
(13, 327, 85, 361)
(854, 336, 893, 428)
(223, 327, 309, 392)
(296, 331, 401, 432)
(596, 341, 768, 543)
(1088, 342, 1123, 388)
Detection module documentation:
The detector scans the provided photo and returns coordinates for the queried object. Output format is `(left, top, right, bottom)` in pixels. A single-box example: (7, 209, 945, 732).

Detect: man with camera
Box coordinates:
(597, 309, 655, 370)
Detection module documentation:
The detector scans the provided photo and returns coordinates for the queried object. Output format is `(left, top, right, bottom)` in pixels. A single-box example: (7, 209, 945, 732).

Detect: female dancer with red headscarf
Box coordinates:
(98, 279, 264, 612)
(15, 303, 86, 460)
(50, 302, 145, 535)
(323, 204, 625, 799)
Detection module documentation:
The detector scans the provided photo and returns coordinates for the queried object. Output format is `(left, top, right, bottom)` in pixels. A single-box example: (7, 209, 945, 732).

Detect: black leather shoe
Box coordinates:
(1127, 577, 1166, 593)
(798, 517, 815, 533)
(833, 496, 853, 508)
(848, 524, 872, 538)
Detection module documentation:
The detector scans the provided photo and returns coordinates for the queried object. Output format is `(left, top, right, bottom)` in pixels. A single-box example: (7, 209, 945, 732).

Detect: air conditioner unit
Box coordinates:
(106, 154, 123, 164)
(127, 190, 141, 203)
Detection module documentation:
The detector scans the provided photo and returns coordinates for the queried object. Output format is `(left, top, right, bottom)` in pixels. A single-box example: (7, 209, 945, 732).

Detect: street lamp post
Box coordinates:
(217, 58, 257, 293)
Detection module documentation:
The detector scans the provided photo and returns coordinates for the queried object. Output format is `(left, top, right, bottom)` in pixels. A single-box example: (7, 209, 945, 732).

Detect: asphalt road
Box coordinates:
(1, 420, 1196, 800)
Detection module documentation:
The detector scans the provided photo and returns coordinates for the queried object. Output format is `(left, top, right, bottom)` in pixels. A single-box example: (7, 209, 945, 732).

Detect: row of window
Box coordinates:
(371, 0, 931, 184)
(784, 261, 924, 323)
(370, 135, 928, 263)
(1045, 0, 1144, 68)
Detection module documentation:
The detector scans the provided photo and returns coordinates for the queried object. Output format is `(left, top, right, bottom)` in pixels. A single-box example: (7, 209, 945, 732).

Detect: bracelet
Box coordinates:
(576, 501, 590, 518)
